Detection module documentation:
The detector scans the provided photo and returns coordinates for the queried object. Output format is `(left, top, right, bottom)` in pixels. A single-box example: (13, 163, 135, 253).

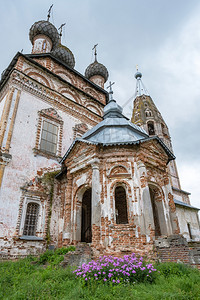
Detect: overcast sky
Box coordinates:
(0, 0, 200, 208)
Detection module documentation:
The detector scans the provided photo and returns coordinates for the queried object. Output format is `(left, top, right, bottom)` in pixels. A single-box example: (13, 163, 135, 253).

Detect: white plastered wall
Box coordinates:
(0, 89, 91, 239)
(176, 206, 200, 241)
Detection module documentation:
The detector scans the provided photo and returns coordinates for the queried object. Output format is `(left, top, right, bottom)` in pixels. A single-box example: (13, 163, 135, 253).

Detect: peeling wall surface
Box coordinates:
(176, 207, 200, 241)
(0, 32, 199, 263)
(0, 52, 106, 257)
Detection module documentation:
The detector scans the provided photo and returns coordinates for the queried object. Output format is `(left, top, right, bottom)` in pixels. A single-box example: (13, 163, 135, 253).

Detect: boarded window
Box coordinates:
(115, 186, 128, 224)
(23, 203, 39, 236)
(40, 120, 58, 154)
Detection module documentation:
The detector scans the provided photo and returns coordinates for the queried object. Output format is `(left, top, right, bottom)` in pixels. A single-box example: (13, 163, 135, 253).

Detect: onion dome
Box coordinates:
(85, 60, 109, 82)
(51, 44, 75, 69)
(29, 20, 59, 49)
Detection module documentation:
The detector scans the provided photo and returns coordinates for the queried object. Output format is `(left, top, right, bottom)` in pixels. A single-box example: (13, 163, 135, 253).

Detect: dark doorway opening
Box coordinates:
(149, 187, 161, 236)
(81, 189, 92, 243)
(115, 186, 128, 224)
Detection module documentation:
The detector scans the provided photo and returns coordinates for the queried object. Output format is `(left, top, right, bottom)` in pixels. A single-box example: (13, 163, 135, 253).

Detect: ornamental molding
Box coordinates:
(10, 70, 102, 127)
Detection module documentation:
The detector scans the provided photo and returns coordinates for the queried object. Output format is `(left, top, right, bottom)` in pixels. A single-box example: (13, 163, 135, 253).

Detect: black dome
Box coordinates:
(51, 44, 75, 69)
(29, 20, 59, 49)
(85, 61, 109, 82)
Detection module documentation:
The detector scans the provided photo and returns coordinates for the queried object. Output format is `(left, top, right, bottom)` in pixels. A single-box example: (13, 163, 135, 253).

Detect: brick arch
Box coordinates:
(109, 165, 129, 177)
(84, 87, 100, 101)
(74, 184, 92, 204)
(109, 179, 132, 222)
(25, 71, 53, 89)
(59, 88, 81, 105)
(85, 103, 102, 115)
(148, 182, 168, 236)
(54, 69, 75, 85)
(148, 181, 165, 203)
(73, 184, 92, 242)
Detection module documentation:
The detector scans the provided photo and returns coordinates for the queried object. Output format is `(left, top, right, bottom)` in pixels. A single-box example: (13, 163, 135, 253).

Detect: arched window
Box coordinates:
(147, 121, 155, 135)
(23, 203, 39, 236)
(145, 109, 152, 117)
(115, 186, 128, 224)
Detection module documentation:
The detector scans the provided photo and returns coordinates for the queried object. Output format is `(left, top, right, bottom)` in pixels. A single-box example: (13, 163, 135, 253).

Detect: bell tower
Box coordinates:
(131, 71, 190, 203)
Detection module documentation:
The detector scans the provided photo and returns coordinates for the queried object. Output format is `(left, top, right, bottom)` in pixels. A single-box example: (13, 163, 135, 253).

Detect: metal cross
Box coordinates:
(107, 81, 115, 93)
(92, 44, 98, 61)
(58, 23, 66, 37)
(47, 4, 53, 21)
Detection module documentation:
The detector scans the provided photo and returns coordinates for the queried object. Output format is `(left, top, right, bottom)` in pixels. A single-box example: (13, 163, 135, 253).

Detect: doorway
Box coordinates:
(81, 188, 92, 243)
(149, 187, 161, 236)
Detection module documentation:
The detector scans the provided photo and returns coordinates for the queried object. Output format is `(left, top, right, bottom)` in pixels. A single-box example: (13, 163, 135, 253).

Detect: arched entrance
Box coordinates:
(149, 185, 167, 237)
(81, 188, 92, 242)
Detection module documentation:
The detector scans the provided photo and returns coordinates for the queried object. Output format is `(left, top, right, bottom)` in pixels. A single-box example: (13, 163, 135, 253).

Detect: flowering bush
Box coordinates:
(74, 254, 157, 285)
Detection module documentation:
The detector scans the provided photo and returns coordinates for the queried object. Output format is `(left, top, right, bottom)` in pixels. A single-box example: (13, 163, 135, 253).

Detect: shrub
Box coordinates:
(38, 246, 76, 265)
(73, 254, 157, 285)
(54, 246, 76, 255)
(156, 262, 195, 278)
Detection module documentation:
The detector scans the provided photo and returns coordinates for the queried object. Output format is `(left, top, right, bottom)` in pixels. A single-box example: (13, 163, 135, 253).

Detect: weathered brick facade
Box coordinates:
(0, 16, 199, 267)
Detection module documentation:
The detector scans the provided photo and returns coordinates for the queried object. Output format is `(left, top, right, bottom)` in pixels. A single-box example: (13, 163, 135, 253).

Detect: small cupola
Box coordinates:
(85, 44, 109, 88)
(29, 6, 59, 54)
(51, 23, 75, 69)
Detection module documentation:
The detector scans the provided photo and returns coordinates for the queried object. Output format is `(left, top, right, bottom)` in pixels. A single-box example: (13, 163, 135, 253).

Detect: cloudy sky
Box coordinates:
(0, 0, 200, 208)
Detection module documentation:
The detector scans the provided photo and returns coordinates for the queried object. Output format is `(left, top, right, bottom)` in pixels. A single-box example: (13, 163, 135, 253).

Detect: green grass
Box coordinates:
(0, 258, 199, 300)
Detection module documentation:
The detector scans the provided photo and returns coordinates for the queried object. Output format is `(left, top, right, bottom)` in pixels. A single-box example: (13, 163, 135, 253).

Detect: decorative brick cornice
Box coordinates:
(10, 69, 102, 127)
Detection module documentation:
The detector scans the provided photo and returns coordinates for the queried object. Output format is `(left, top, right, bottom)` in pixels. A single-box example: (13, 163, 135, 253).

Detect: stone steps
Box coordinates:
(60, 243, 93, 268)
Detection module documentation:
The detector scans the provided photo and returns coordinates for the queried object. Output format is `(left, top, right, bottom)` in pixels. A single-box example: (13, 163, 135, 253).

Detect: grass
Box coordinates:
(0, 256, 199, 300)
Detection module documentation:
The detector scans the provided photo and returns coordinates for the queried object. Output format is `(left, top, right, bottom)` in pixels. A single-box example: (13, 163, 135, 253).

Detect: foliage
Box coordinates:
(54, 245, 75, 255)
(156, 261, 200, 277)
(0, 258, 199, 299)
(38, 246, 75, 265)
(74, 254, 157, 285)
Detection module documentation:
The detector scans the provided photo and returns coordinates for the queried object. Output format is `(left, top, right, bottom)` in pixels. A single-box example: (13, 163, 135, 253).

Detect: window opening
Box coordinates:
(115, 186, 128, 224)
(147, 122, 155, 135)
(42, 41, 46, 51)
(40, 120, 58, 154)
(23, 203, 39, 236)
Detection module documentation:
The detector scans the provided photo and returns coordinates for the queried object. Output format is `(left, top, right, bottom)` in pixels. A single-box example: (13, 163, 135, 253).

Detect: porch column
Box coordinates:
(91, 158, 101, 227)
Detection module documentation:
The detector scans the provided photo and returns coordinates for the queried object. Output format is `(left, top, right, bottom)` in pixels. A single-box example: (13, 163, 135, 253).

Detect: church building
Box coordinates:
(0, 14, 199, 266)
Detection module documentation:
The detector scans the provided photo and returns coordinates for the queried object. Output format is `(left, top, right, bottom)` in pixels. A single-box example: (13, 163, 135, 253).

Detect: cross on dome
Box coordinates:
(92, 44, 98, 61)
(47, 4, 53, 21)
(58, 23, 66, 41)
(107, 81, 115, 101)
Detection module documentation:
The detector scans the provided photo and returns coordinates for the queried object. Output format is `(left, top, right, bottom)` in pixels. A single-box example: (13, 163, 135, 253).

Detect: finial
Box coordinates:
(58, 23, 66, 41)
(92, 44, 98, 61)
(47, 4, 53, 21)
(106, 81, 115, 101)
(136, 64, 139, 71)
(135, 69, 142, 79)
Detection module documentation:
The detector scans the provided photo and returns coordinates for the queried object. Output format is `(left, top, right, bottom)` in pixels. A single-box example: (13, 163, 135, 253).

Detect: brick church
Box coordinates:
(0, 13, 199, 265)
